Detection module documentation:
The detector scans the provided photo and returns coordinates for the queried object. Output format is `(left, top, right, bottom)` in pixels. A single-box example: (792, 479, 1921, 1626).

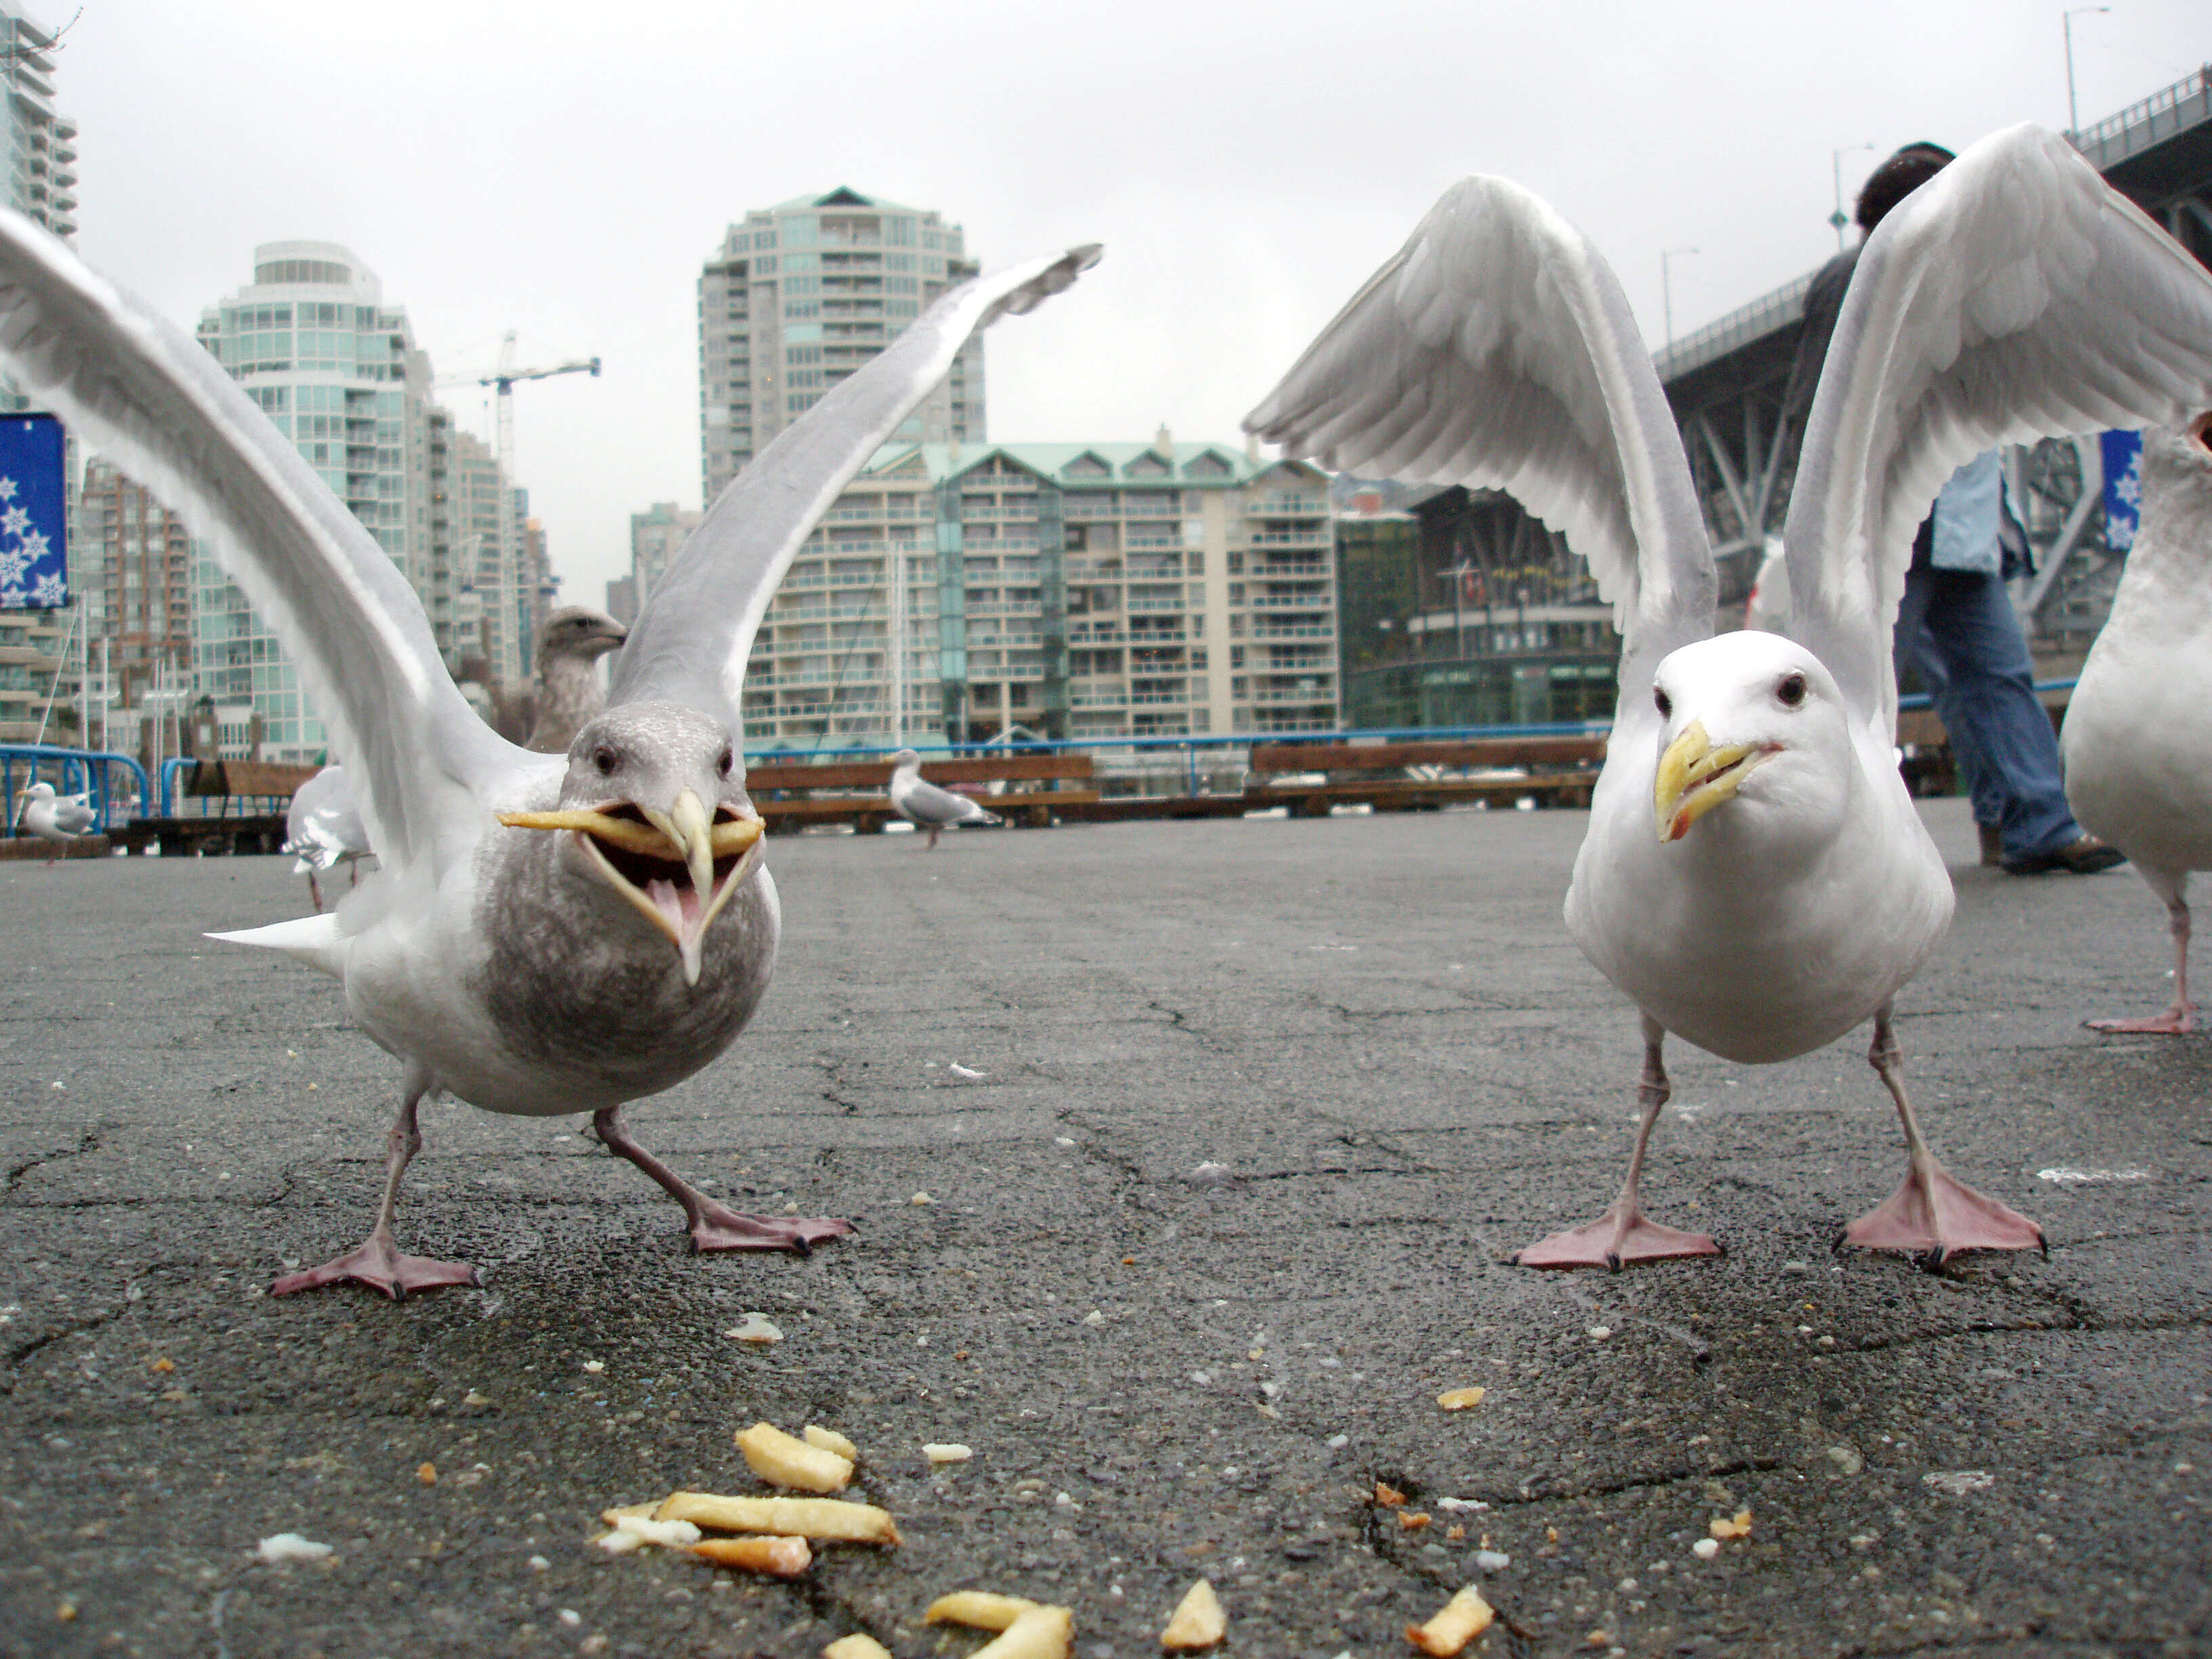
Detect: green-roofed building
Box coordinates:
(743, 434, 1337, 750)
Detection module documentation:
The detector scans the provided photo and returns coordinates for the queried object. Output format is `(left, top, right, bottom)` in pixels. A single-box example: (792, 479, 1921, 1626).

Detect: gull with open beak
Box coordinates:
(1247, 125, 2212, 1269)
(0, 201, 1099, 1296)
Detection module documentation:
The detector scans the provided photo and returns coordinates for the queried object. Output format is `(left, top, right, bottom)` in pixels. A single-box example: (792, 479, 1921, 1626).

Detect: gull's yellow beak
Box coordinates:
(497, 790, 765, 985)
(1654, 719, 1777, 843)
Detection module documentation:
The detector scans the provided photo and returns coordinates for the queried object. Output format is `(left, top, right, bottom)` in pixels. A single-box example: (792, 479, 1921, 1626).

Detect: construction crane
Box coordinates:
(439, 333, 600, 687)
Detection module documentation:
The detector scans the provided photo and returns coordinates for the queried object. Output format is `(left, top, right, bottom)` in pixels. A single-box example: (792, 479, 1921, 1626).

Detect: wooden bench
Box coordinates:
(115, 815, 289, 857)
(1244, 736, 1609, 817)
(743, 752, 1099, 834)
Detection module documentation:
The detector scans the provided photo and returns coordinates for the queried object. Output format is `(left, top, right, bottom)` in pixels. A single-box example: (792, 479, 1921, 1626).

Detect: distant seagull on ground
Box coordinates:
(888, 747, 1001, 848)
(0, 199, 1099, 1297)
(2062, 416, 2212, 1033)
(1247, 125, 2212, 1269)
(283, 763, 371, 912)
(525, 605, 628, 753)
(14, 780, 94, 862)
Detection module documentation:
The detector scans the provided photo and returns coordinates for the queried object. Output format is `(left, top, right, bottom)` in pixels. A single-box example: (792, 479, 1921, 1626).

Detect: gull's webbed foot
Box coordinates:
(688, 1204, 857, 1255)
(1841, 1162, 2046, 1269)
(1513, 1202, 1720, 1271)
(270, 1233, 478, 1299)
(2087, 1004, 2195, 1035)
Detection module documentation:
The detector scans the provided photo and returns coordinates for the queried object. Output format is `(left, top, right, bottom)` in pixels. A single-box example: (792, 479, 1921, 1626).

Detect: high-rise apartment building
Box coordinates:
(629, 500, 701, 609)
(699, 188, 982, 504)
(741, 437, 1336, 750)
(190, 242, 445, 760)
(76, 459, 193, 743)
(0, 4, 75, 244)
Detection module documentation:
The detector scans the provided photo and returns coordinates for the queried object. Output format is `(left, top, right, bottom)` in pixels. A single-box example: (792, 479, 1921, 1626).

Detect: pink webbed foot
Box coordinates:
(1513, 1204, 1721, 1271)
(2087, 1005, 2195, 1035)
(688, 1204, 856, 1256)
(1841, 1162, 2046, 1269)
(271, 1233, 479, 1299)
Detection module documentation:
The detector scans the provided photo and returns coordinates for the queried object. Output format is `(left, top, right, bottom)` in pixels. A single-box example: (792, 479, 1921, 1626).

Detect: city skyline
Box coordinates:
(43, 0, 2212, 615)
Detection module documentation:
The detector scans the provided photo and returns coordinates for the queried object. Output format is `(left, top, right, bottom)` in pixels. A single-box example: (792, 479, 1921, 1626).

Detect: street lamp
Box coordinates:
(2064, 5, 2110, 136)
(1830, 142, 1875, 250)
(1661, 247, 1699, 348)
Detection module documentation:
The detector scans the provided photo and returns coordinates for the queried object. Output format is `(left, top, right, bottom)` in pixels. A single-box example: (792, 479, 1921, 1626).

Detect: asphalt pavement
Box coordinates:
(1, 800, 2207, 1659)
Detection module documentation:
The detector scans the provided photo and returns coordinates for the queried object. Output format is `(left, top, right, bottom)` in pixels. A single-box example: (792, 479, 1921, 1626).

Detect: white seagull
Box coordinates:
(1247, 125, 2212, 1269)
(0, 205, 1099, 1297)
(524, 605, 629, 754)
(283, 762, 371, 912)
(887, 747, 1002, 848)
(2062, 415, 2212, 1032)
(14, 779, 94, 859)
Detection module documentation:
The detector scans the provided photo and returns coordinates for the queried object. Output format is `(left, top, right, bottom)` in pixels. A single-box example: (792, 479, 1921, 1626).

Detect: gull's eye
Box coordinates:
(592, 745, 619, 776)
(716, 745, 734, 779)
(1777, 672, 1808, 708)
(1654, 687, 1672, 720)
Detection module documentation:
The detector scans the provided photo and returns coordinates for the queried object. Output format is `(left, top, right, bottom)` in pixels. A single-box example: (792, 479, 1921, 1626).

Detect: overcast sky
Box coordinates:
(60, 1, 2208, 605)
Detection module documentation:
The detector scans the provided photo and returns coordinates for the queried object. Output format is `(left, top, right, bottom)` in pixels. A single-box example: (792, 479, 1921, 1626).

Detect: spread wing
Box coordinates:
(0, 209, 541, 877)
(610, 245, 1103, 739)
(1783, 123, 2212, 731)
(1244, 175, 1713, 728)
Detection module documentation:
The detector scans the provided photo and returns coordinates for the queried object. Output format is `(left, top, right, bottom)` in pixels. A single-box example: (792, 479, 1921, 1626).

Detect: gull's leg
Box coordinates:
(592, 1106, 855, 1254)
(926, 824, 942, 850)
(2089, 869, 2194, 1033)
(306, 870, 324, 912)
(1514, 1015, 1721, 1271)
(272, 1067, 478, 1298)
(1841, 1002, 2046, 1269)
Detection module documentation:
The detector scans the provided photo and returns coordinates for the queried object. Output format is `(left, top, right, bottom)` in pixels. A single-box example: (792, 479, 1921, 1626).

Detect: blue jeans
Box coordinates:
(1894, 564, 2079, 860)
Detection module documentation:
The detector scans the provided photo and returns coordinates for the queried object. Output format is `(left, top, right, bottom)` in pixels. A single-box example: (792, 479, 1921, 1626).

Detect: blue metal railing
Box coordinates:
(1898, 676, 2075, 714)
(0, 744, 153, 838)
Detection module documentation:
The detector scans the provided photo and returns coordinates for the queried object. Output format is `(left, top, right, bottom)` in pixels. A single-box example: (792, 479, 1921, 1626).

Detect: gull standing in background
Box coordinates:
(0, 205, 1099, 1297)
(524, 605, 628, 753)
(14, 779, 94, 860)
(1248, 125, 2212, 1269)
(888, 747, 1002, 848)
(2062, 416, 2212, 1032)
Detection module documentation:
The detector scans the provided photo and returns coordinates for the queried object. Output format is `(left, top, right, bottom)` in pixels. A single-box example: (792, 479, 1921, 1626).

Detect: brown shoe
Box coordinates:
(1978, 823, 2003, 867)
(2002, 834, 2127, 876)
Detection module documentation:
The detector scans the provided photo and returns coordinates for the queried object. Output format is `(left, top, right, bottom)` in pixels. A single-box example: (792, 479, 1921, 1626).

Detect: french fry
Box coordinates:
(823, 1637, 893, 1659)
(598, 1502, 657, 1526)
(804, 1425, 860, 1462)
(927, 1591, 1040, 1631)
(736, 1422, 855, 1493)
(495, 810, 763, 860)
(1437, 1387, 1486, 1411)
(654, 1490, 900, 1547)
(691, 1534, 811, 1576)
(976, 1605, 1073, 1659)
(1160, 1578, 1226, 1650)
(1709, 1508, 1753, 1540)
(1406, 1584, 1494, 1656)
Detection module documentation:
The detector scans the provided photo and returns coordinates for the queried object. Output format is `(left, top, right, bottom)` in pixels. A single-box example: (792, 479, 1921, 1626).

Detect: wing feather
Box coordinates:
(611, 245, 1102, 741)
(1783, 124, 2212, 730)
(0, 208, 536, 874)
(1245, 176, 1713, 716)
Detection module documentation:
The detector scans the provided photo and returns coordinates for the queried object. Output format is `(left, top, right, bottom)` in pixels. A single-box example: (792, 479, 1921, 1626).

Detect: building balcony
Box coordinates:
(1250, 621, 1335, 639)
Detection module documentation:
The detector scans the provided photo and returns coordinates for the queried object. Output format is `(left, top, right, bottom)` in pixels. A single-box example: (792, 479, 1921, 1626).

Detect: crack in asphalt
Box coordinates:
(3, 1128, 101, 1197)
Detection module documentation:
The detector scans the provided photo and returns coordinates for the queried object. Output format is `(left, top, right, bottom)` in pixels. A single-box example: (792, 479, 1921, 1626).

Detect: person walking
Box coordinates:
(1782, 140, 2125, 876)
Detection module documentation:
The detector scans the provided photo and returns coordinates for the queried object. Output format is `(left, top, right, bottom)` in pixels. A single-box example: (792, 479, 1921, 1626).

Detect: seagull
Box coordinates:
(283, 763, 371, 912)
(14, 780, 94, 861)
(2062, 415, 2212, 1033)
(0, 203, 1099, 1297)
(525, 605, 628, 753)
(1247, 125, 2212, 1269)
(888, 747, 1002, 848)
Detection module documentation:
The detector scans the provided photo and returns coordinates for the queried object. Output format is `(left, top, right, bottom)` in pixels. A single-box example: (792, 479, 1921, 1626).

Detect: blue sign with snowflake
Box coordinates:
(2100, 428, 2143, 555)
(0, 412, 66, 610)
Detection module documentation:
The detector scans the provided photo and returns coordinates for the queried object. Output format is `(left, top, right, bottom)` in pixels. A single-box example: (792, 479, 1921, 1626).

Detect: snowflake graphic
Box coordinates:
(27, 570, 63, 607)
(0, 545, 26, 586)
(1, 506, 28, 537)
(0, 465, 59, 609)
(2113, 463, 2142, 512)
(0, 476, 19, 501)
